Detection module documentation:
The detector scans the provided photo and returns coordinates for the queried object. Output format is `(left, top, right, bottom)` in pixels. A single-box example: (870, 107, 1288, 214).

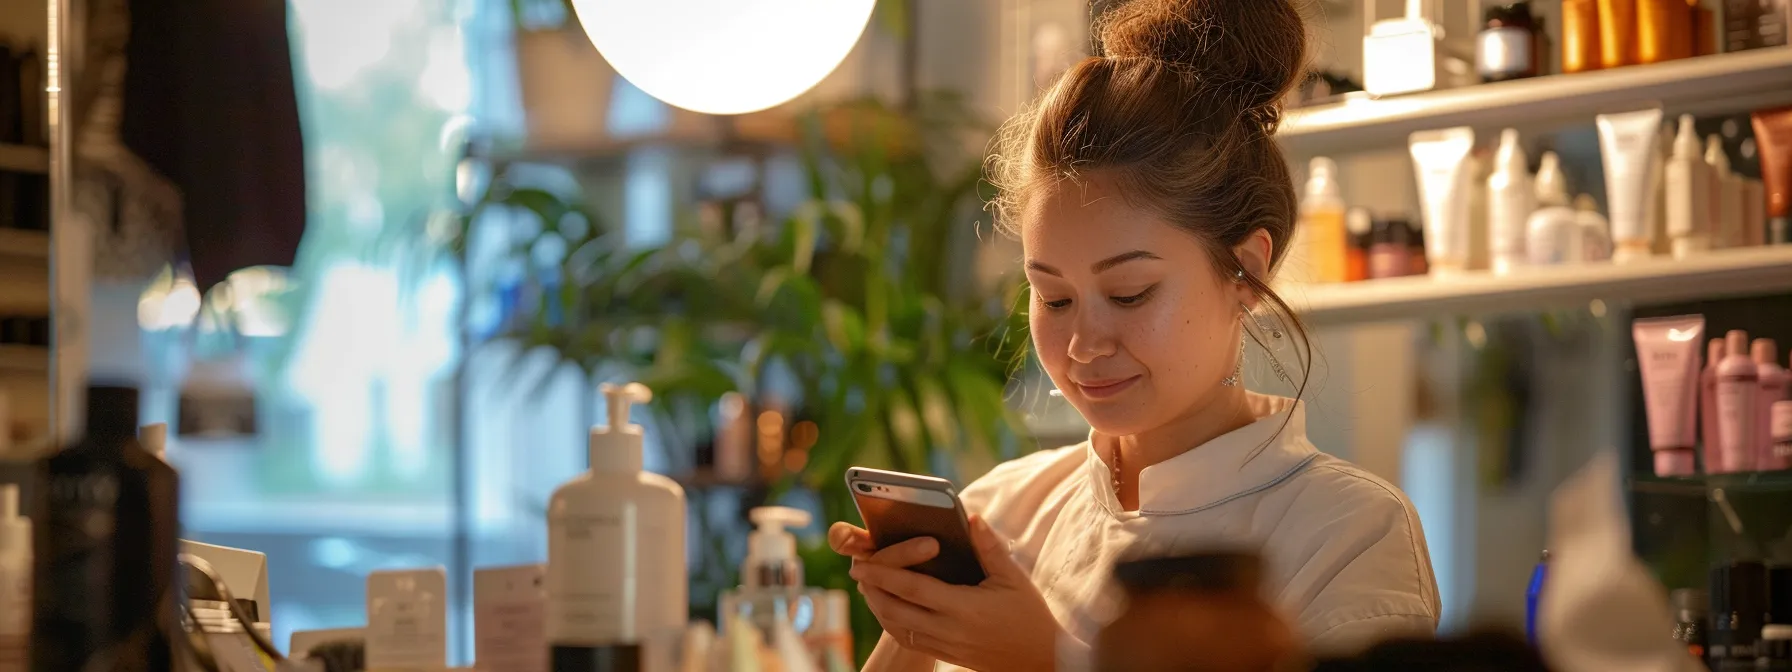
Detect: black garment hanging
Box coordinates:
(118, 0, 308, 291)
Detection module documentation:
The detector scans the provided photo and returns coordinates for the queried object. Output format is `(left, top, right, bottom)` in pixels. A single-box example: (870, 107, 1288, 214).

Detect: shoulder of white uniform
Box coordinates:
(1290, 452, 1417, 516)
(958, 443, 1086, 513)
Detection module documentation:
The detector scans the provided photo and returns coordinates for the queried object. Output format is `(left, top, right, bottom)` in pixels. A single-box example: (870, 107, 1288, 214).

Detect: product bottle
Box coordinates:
(1690, 0, 1718, 56)
(1706, 338, 1728, 472)
(1745, 179, 1767, 247)
(1477, 3, 1539, 82)
(1487, 129, 1534, 274)
(1709, 135, 1744, 249)
(1757, 339, 1790, 471)
(1598, 0, 1639, 69)
(1369, 217, 1412, 280)
(1773, 400, 1792, 469)
(1562, 0, 1603, 74)
(1573, 194, 1614, 262)
(1535, 151, 1571, 208)
(1666, 114, 1714, 258)
(718, 506, 824, 648)
(1344, 208, 1374, 282)
(546, 382, 687, 672)
(32, 385, 180, 672)
(1637, 0, 1692, 64)
(1717, 331, 1760, 473)
(0, 485, 28, 672)
(1725, 0, 1792, 52)
(1671, 588, 1708, 664)
(1525, 206, 1578, 266)
(1300, 157, 1349, 284)
(1712, 561, 1768, 665)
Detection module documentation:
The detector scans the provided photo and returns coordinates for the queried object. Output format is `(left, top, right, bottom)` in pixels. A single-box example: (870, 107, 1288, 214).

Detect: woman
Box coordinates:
(827, 0, 1440, 670)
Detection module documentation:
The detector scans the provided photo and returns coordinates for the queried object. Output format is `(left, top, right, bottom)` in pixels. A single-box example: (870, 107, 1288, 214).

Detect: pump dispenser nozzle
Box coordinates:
(744, 506, 812, 589)
(590, 382, 653, 473)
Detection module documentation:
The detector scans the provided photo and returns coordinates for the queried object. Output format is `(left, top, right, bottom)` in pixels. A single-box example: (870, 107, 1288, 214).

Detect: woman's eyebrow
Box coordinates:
(1025, 250, 1162, 276)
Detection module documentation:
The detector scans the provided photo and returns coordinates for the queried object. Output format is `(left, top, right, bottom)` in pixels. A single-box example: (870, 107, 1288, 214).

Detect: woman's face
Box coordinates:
(1022, 177, 1246, 437)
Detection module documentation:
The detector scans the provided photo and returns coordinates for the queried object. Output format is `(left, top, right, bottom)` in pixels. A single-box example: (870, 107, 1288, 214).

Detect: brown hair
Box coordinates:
(990, 0, 1313, 398)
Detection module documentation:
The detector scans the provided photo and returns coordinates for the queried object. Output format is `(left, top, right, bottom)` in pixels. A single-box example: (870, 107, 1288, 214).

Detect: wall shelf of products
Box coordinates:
(0, 228, 47, 259)
(1280, 47, 1792, 157)
(0, 143, 48, 174)
(1634, 470, 1792, 498)
(0, 345, 46, 374)
(1284, 246, 1792, 328)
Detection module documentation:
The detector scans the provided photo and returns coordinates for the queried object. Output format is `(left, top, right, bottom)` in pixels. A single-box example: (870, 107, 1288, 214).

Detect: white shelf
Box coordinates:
(1284, 246, 1792, 328)
(1280, 48, 1792, 157)
(0, 144, 48, 174)
(0, 345, 47, 373)
(0, 229, 48, 258)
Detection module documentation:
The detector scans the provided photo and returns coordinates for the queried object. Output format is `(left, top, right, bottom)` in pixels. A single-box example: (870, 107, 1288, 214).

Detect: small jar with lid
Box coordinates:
(1477, 3, 1541, 82)
(1091, 552, 1301, 672)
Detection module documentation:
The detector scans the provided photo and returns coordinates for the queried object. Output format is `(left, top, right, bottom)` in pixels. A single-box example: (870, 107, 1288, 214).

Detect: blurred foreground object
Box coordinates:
(1090, 551, 1302, 672)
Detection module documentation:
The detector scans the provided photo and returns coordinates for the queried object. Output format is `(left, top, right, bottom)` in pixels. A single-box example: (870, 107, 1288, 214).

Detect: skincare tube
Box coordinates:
(1410, 127, 1477, 274)
(1634, 315, 1706, 477)
(1754, 107, 1792, 244)
(1597, 108, 1665, 262)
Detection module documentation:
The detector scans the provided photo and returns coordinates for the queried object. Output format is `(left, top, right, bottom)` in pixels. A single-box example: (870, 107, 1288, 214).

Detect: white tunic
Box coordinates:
(957, 393, 1440, 661)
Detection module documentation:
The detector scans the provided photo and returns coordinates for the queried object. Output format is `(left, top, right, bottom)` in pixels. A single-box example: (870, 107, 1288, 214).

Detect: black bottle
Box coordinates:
(1712, 562, 1769, 670)
(32, 385, 180, 672)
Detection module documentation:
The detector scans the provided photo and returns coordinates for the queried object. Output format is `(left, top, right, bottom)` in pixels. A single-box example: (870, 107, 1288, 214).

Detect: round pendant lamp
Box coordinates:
(570, 0, 878, 115)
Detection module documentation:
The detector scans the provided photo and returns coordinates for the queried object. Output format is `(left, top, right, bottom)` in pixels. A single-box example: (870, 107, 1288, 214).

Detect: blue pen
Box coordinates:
(1526, 550, 1549, 645)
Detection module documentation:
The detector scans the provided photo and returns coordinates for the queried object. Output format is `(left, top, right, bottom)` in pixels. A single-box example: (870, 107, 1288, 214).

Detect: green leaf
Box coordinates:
(821, 300, 866, 356)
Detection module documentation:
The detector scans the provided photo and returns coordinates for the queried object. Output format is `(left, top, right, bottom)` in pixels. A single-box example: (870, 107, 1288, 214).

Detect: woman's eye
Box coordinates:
(1110, 286, 1157, 306)
(1042, 298, 1072, 310)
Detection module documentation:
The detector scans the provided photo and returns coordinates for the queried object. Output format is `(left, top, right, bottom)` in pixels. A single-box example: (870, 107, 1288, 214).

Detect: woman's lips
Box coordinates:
(1075, 376, 1140, 400)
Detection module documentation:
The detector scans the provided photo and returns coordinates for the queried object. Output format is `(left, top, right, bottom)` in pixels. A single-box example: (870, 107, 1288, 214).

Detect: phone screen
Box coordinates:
(851, 482, 987, 586)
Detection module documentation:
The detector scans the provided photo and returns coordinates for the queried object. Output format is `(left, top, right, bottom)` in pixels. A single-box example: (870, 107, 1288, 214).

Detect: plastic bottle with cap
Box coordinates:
(0, 483, 29, 668)
(546, 382, 687, 672)
(1709, 135, 1744, 249)
(1488, 129, 1535, 275)
(1298, 157, 1349, 284)
(1717, 331, 1761, 473)
(1755, 339, 1789, 470)
(719, 506, 826, 658)
(1534, 151, 1571, 208)
(1667, 114, 1714, 258)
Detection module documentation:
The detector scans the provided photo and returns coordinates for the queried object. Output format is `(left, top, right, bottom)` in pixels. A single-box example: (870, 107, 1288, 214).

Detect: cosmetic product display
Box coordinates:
(547, 382, 687, 670)
(1709, 134, 1746, 249)
(1725, 0, 1790, 52)
(33, 385, 181, 672)
(1598, 108, 1665, 262)
(1635, 316, 1707, 476)
(1756, 107, 1792, 245)
(475, 565, 547, 672)
(1757, 339, 1790, 470)
(1370, 217, 1414, 280)
(1672, 588, 1709, 663)
(1667, 114, 1715, 257)
(1364, 0, 1444, 97)
(1300, 157, 1348, 284)
(1477, 3, 1540, 83)
(1487, 129, 1533, 275)
(0, 485, 27, 672)
(1598, 0, 1639, 69)
(1410, 127, 1476, 274)
(1637, 0, 1693, 64)
(1562, 0, 1603, 73)
(366, 567, 448, 670)
(1718, 330, 1761, 473)
(1344, 207, 1373, 283)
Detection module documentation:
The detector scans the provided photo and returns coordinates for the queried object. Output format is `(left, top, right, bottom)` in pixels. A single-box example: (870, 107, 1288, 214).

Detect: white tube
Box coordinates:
(1488, 128, 1534, 274)
(1409, 127, 1476, 274)
(1596, 108, 1665, 262)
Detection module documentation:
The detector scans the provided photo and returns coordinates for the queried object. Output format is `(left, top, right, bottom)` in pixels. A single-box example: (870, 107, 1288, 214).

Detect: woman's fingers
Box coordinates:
(868, 536, 938, 568)
(858, 583, 935, 634)
(852, 560, 957, 611)
(828, 522, 871, 558)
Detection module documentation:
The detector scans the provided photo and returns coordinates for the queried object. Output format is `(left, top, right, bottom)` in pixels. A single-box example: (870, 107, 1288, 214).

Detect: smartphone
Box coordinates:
(845, 467, 987, 586)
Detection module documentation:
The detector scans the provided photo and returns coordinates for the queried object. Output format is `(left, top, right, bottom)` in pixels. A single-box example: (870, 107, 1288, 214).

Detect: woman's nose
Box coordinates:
(1066, 310, 1117, 364)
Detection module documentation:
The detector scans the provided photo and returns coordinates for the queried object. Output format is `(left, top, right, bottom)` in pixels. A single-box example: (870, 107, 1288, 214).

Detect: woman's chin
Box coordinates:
(1079, 411, 1159, 438)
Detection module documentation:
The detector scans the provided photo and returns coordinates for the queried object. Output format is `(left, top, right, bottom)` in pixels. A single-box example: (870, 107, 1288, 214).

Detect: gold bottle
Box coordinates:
(1564, 0, 1604, 73)
(1599, 0, 1639, 69)
(1638, 0, 1691, 63)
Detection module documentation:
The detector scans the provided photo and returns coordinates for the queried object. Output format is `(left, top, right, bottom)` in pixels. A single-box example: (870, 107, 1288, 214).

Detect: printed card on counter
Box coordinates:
(474, 564, 547, 672)
(366, 567, 448, 671)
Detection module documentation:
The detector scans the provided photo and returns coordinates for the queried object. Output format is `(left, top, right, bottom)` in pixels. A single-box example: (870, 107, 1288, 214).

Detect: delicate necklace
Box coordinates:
(1111, 444, 1123, 499)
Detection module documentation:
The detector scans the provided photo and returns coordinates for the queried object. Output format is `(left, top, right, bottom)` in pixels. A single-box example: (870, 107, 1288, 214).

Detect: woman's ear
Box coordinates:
(1231, 228, 1275, 307)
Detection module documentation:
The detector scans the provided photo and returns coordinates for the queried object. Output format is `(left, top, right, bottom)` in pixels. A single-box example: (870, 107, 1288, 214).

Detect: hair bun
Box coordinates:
(1097, 0, 1308, 119)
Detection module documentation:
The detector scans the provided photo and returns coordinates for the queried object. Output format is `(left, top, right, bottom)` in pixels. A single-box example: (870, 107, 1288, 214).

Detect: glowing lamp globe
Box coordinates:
(570, 0, 877, 115)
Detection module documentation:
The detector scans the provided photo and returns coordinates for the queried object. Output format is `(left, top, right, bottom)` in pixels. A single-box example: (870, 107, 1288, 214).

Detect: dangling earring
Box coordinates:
(1221, 325, 1244, 387)
(1238, 300, 1295, 386)
(1239, 300, 1284, 341)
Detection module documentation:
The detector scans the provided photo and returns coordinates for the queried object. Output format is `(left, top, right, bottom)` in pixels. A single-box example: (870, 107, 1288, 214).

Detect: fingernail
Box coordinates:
(920, 538, 938, 554)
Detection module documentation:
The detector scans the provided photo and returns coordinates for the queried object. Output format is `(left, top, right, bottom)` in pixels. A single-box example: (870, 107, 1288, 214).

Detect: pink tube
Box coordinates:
(1633, 315, 1707, 476)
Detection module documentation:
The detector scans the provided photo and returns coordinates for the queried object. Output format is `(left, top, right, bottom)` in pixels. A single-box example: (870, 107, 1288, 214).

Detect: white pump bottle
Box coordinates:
(546, 382, 688, 671)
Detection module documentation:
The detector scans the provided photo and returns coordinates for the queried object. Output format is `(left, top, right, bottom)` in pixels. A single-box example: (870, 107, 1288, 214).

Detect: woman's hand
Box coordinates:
(828, 516, 1064, 672)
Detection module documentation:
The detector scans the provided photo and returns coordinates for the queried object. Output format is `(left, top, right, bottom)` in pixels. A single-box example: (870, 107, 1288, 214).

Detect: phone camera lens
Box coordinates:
(857, 482, 872, 493)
